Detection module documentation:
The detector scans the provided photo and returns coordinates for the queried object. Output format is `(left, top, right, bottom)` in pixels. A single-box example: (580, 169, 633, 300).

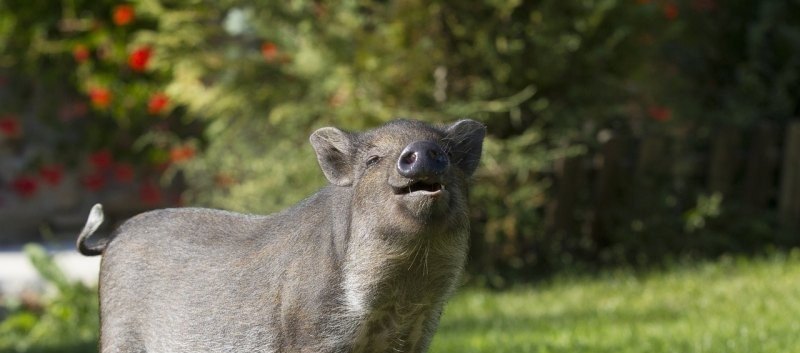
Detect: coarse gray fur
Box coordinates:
(77, 119, 486, 353)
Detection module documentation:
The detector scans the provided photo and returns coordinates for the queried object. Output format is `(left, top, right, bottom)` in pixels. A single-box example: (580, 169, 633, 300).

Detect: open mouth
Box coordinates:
(393, 180, 444, 195)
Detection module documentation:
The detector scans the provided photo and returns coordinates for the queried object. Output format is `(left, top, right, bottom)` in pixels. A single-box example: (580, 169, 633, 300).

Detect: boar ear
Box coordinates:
(310, 127, 354, 186)
(445, 119, 486, 176)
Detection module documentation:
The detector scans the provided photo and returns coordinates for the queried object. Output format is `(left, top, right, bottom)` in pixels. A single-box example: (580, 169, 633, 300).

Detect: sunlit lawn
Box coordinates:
(431, 252, 800, 353)
(4, 251, 800, 353)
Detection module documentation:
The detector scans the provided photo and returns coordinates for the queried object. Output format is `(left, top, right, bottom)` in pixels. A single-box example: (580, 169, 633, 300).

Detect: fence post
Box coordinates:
(708, 126, 742, 196)
(545, 154, 583, 236)
(779, 121, 800, 231)
(590, 132, 629, 248)
(744, 123, 780, 209)
(636, 135, 669, 188)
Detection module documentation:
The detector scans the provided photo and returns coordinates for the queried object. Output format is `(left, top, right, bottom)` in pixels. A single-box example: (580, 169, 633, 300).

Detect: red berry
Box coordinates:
(88, 88, 112, 109)
(114, 163, 135, 183)
(89, 150, 114, 170)
(647, 105, 672, 122)
(663, 2, 679, 20)
(81, 172, 106, 191)
(39, 164, 64, 186)
(128, 47, 153, 72)
(170, 145, 196, 163)
(148, 93, 169, 115)
(73, 44, 90, 63)
(261, 42, 279, 61)
(11, 176, 38, 198)
(0, 115, 21, 138)
(113, 5, 135, 26)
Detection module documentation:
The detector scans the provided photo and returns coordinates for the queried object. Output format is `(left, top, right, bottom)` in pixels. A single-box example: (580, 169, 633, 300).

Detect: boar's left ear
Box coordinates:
(445, 119, 486, 176)
(310, 127, 354, 186)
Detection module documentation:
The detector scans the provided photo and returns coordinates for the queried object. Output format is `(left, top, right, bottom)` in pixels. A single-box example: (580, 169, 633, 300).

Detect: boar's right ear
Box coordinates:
(446, 119, 486, 176)
(310, 127, 354, 186)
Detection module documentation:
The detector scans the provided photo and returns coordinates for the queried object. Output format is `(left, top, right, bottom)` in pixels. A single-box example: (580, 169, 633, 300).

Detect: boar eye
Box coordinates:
(366, 155, 381, 167)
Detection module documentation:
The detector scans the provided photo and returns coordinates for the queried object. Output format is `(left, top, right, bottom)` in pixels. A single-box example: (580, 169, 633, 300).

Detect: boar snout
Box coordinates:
(396, 141, 449, 180)
(392, 140, 449, 196)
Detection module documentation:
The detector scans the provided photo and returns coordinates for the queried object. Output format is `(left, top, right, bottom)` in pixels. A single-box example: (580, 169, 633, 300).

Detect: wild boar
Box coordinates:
(77, 119, 486, 353)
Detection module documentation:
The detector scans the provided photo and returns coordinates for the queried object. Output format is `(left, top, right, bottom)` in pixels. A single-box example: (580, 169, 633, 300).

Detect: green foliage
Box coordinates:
(684, 192, 723, 233)
(431, 251, 800, 353)
(150, 0, 653, 214)
(735, 1, 800, 122)
(161, 1, 660, 278)
(0, 245, 98, 353)
(0, 0, 203, 206)
(129, 0, 800, 278)
(646, 0, 800, 126)
(3, 2, 800, 350)
(3, 0, 799, 282)
(468, 129, 586, 285)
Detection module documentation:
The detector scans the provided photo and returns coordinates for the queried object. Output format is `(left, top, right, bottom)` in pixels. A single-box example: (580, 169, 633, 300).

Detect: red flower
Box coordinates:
(113, 5, 135, 26)
(88, 87, 112, 109)
(261, 42, 279, 61)
(39, 164, 64, 186)
(139, 182, 162, 206)
(89, 149, 114, 170)
(128, 47, 152, 72)
(148, 93, 169, 115)
(73, 44, 90, 63)
(11, 176, 38, 198)
(647, 105, 672, 122)
(170, 145, 196, 163)
(81, 172, 106, 191)
(113, 163, 135, 183)
(0, 115, 21, 138)
(663, 2, 679, 20)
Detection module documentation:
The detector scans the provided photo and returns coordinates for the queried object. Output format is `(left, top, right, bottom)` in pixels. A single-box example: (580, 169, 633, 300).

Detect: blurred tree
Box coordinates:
(154, 0, 656, 282)
(1, 0, 798, 282)
(0, 0, 201, 228)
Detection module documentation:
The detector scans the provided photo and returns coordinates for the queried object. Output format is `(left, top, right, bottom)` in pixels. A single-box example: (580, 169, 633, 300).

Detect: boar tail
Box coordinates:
(76, 203, 108, 256)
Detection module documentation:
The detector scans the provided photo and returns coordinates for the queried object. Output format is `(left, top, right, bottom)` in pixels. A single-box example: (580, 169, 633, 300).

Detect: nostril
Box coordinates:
(402, 151, 417, 165)
(428, 149, 445, 162)
(397, 141, 449, 179)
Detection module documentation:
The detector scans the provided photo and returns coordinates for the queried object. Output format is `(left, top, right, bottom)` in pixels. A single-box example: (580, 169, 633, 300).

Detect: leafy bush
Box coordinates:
(2, 0, 798, 285)
(0, 245, 98, 353)
(0, 1, 202, 208)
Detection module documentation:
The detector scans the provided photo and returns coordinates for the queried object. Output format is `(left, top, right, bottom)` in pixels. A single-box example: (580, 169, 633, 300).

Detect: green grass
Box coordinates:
(4, 250, 800, 353)
(430, 251, 800, 353)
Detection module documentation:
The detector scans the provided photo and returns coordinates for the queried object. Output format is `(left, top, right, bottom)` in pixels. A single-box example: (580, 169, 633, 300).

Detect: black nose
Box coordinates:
(396, 141, 449, 179)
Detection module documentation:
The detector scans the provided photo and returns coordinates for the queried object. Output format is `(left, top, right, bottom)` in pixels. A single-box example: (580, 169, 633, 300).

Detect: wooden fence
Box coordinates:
(545, 121, 800, 241)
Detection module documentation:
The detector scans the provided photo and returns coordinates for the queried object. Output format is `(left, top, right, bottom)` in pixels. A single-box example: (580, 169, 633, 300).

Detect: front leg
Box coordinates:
(406, 308, 445, 353)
